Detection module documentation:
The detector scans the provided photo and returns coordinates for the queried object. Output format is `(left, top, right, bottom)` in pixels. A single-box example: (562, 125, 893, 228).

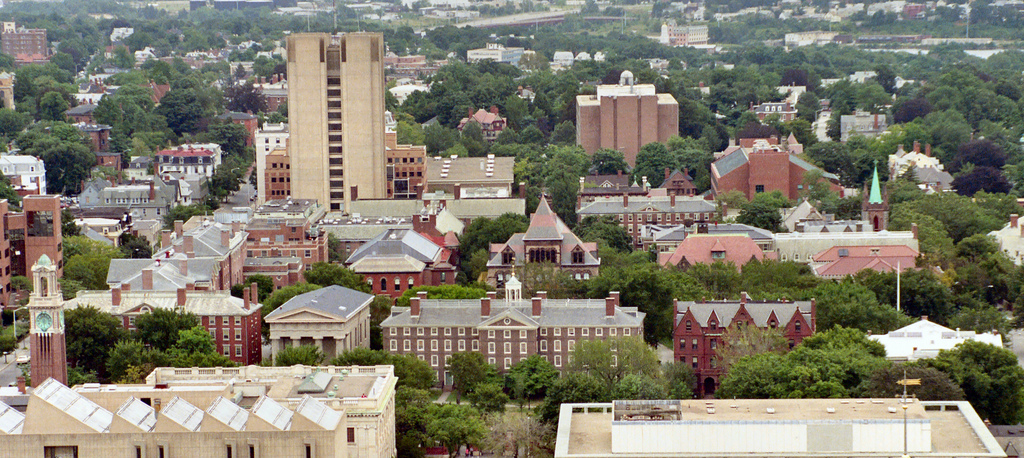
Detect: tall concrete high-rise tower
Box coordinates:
(28, 254, 66, 387)
(286, 33, 386, 213)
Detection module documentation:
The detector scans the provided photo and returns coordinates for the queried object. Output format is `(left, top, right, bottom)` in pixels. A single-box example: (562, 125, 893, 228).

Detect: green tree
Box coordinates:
(468, 382, 509, 413)
(576, 216, 632, 253)
(425, 404, 488, 458)
(275, 345, 326, 366)
(163, 204, 213, 229)
(64, 306, 129, 381)
(0, 108, 30, 137)
(156, 86, 205, 135)
(810, 280, 913, 333)
(567, 336, 660, 390)
(331, 348, 437, 389)
(737, 197, 785, 232)
(304, 262, 372, 292)
(863, 363, 965, 400)
(507, 354, 559, 399)
(924, 341, 1024, 424)
(612, 373, 667, 400)
(539, 372, 609, 422)
(715, 322, 789, 371)
(592, 148, 629, 175)
(550, 120, 576, 145)
(38, 92, 69, 122)
(663, 361, 695, 399)
(447, 351, 491, 403)
(134, 309, 199, 351)
(633, 142, 675, 187)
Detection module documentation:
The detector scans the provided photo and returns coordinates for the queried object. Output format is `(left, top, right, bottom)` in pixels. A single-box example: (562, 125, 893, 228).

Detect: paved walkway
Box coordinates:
(435, 390, 452, 403)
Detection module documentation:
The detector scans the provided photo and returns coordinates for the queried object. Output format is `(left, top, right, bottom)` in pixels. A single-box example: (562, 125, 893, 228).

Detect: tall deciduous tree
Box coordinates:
(924, 341, 1024, 424)
(134, 309, 200, 351)
(447, 351, 491, 403)
(65, 306, 129, 381)
(567, 336, 660, 389)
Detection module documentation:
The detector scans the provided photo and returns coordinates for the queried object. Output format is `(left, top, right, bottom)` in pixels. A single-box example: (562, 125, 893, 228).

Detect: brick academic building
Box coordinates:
(673, 294, 816, 397)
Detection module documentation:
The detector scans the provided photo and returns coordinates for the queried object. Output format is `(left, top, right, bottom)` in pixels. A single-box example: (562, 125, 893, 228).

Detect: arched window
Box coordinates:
(380, 277, 387, 291)
(408, 277, 415, 288)
(395, 277, 401, 290)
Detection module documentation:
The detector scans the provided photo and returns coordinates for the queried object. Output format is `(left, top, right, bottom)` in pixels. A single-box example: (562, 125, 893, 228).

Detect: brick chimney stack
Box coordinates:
(184, 235, 194, 258)
(174, 220, 184, 238)
(221, 229, 231, 247)
(481, 295, 491, 317)
(1012, 214, 1019, 229)
(177, 288, 186, 307)
(243, 287, 251, 310)
(161, 229, 171, 248)
(519, 182, 526, 199)
(532, 295, 542, 317)
(537, 291, 547, 299)
(180, 259, 188, 276)
(606, 291, 620, 317)
(250, 282, 258, 306)
(149, 181, 156, 200)
(623, 191, 629, 207)
(142, 269, 153, 290)
(16, 376, 25, 394)
(410, 296, 421, 317)
(111, 285, 122, 306)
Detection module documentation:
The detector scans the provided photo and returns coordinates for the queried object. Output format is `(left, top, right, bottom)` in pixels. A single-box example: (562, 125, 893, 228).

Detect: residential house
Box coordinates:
(642, 222, 774, 254)
(65, 104, 98, 124)
(215, 111, 259, 146)
(989, 214, 1024, 265)
(0, 154, 45, 196)
(578, 172, 648, 204)
(659, 234, 772, 269)
(457, 107, 506, 142)
(577, 194, 717, 248)
(811, 245, 919, 278)
(751, 102, 798, 122)
(156, 145, 222, 179)
(840, 111, 889, 141)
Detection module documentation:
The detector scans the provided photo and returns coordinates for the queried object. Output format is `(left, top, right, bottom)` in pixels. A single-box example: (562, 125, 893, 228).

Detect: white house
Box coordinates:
(0, 153, 46, 195)
(870, 317, 1003, 361)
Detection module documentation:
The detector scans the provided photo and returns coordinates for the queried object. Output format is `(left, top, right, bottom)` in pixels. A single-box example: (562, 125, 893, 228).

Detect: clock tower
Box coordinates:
(28, 254, 66, 387)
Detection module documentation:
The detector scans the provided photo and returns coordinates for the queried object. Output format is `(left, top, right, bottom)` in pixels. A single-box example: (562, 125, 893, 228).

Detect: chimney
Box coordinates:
(1012, 214, 1019, 229)
(142, 268, 153, 290)
(16, 376, 25, 394)
(250, 282, 258, 305)
(243, 286, 251, 310)
(184, 235, 194, 257)
(179, 259, 188, 276)
(911, 223, 919, 240)
(490, 105, 499, 115)
(810, 298, 817, 331)
(665, 168, 670, 180)
(623, 192, 629, 207)
(532, 295, 542, 317)
(453, 183, 461, 199)
(149, 181, 155, 200)
(913, 141, 920, 153)
(221, 229, 231, 247)
(605, 296, 616, 317)
(519, 182, 526, 199)
(670, 194, 676, 207)
(161, 229, 171, 248)
(410, 295, 421, 317)
(481, 295, 491, 317)
(468, 107, 474, 118)
(112, 286, 122, 306)
(232, 220, 241, 235)
(350, 185, 359, 201)
(174, 220, 184, 237)
(579, 176, 585, 193)
(642, 176, 648, 192)
(740, 291, 747, 305)
(122, 283, 130, 292)
(415, 183, 423, 200)
(537, 291, 547, 299)
(177, 287, 186, 307)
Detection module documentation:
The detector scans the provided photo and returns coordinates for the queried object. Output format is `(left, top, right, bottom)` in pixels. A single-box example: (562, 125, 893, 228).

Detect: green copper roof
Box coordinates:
(35, 254, 52, 267)
(868, 165, 883, 204)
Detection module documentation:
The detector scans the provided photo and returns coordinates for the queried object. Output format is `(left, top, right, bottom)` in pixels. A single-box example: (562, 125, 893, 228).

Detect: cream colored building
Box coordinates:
(0, 365, 397, 458)
(287, 33, 386, 214)
(265, 285, 374, 360)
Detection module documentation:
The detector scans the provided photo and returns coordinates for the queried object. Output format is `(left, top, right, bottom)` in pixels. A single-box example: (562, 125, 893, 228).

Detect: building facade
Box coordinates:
(345, 228, 457, 298)
(1, 22, 48, 64)
(0, 364, 398, 458)
(287, 33, 387, 213)
(577, 194, 717, 248)
(385, 113, 427, 199)
(156, 145, 222, 179)
(68, 284, 263, 365)
(457, 107, 506, 142)
(711, 141, 843, 201)
(466, 43, 525, 65)
(265, 285, 373, 360)
(659, 23, 709, 47)
(381, 289, 644, 385)
(576, 71, 679, 166)
(7, 194, 64, 281)
(244, 199, 329, 287)
(0, 154, 46, 196)
(255, 122, 289, 204)
(673, 295, 815, 396)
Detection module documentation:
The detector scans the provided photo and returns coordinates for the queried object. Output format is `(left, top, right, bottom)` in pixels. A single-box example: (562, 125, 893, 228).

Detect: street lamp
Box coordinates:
(11, 305, 26, 348)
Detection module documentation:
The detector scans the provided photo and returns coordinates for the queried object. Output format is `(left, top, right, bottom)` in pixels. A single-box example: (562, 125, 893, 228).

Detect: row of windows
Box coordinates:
(619, 212, 712, 223)
(387, 157, 425, 164)
(389, 326, 632, 338)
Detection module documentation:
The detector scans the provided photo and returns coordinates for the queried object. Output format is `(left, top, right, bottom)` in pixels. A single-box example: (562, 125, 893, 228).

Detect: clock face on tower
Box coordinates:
(36, 312, 52, 332)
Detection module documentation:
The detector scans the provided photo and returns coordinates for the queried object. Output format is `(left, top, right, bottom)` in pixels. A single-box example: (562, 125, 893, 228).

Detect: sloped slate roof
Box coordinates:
(266, 285, 373, 321)
(346, 228, 441, 264)
(675, 299, 813, 327)
(381, 298, 645, 328)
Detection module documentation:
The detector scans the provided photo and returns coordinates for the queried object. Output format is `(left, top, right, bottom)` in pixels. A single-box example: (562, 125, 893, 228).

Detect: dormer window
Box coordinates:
(502, 248, 515, 265)
(572, 247, 585, 264)
(711, 250, 725, 260)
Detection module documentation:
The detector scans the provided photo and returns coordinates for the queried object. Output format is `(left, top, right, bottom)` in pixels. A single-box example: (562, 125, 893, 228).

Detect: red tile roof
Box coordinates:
(659, 234, 769, 269)
(812, 245, 918, 278)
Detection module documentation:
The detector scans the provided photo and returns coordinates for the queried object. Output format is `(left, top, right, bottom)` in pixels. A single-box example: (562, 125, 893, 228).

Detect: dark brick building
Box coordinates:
(673, 294, 815, 397)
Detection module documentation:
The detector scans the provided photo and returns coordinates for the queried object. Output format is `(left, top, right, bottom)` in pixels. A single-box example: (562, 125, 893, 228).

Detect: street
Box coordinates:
(0, 338, 27, 388)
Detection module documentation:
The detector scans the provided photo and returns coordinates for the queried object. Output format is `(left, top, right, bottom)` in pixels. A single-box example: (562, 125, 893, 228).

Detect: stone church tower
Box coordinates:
(862, 164, 889, 231)
(28, 254, 66, 387)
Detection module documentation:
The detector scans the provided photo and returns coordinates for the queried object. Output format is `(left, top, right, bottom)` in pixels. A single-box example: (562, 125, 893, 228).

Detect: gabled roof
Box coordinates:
(251, 396, 293, 431)
(380, 298, 645, 328)
(162, 396, 203, 432)
(812, 245, 919, 278)
(206, 396, 248, 431)
(116, 397, 158, 432)
(660, 234, 769, 269)
(524, 198, 570, 241)
(347, 228, 442, 265)
(675, 299, 814, 328)
(266, 285, 373, 321)
(578, 196, 716, 215)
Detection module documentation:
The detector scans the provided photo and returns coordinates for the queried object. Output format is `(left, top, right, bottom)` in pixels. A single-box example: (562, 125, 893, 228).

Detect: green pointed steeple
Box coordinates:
(868, 163, 883, 205)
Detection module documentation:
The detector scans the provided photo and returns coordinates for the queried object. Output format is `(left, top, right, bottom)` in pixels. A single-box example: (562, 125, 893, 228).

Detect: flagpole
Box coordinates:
(896, 261, 901, 312)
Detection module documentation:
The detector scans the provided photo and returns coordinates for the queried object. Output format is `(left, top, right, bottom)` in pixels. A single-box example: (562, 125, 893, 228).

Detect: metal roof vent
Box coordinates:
(766, 407, 775, 414)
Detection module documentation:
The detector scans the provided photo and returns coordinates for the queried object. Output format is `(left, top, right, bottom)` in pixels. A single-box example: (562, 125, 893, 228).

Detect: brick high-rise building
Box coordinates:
(7, 194, 63, 281)
(287, 33, 386, 213)
(575, 71, 679, 166)
(1, 22, 48, 64)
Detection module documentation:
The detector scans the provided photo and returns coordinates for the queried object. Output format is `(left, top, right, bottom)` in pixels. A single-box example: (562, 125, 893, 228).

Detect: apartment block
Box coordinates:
(287, 33, 386, 213)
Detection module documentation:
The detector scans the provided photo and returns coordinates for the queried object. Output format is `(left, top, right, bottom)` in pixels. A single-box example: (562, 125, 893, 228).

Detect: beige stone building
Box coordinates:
(265, 285, 374, 360)
(575, 71, 679, 166)
(287, 33, 387, 213)
(0, 365, 397, 458)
